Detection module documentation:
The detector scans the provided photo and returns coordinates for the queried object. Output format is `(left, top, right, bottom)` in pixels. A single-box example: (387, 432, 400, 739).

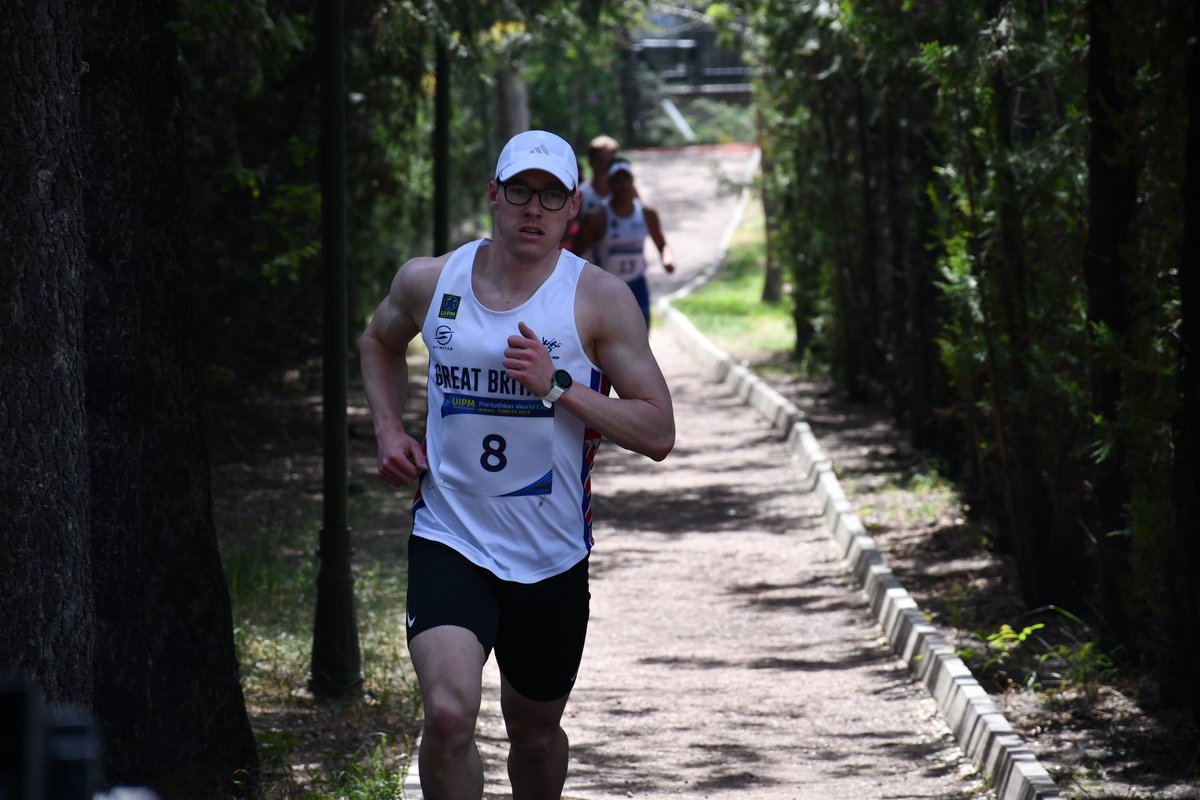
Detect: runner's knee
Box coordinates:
(506, 719, 564, 758)
(421, 691, 479, 749)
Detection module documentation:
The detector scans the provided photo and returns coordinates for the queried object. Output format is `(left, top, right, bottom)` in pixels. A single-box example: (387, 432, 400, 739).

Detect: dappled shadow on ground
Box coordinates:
(728, 573, 870, 616)
(591, 482, 807, 539)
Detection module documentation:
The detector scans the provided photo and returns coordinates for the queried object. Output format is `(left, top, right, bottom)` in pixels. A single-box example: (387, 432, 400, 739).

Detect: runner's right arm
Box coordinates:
(360, 256, 443, 486)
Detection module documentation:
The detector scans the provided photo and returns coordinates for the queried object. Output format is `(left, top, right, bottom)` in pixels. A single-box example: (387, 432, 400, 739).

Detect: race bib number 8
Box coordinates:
(436, 393, 555, 496)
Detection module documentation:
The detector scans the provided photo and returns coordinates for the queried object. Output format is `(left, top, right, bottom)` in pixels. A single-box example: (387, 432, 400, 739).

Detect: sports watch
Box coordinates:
(541, 369, 573, 408)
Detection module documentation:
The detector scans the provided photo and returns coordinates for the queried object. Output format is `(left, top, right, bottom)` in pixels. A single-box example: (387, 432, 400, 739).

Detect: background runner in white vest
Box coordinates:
(564, 134, 619, 264)
(360, 129, 675, 800)
(578, 134, 619, 218)
(572, 158, 675, 327)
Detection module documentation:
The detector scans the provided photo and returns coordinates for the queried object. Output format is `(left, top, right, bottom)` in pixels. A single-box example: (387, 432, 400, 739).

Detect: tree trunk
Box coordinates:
(433, 35, 451, 255)
(787, 143, 818, 360)
(901, 124, 956, 463)
(497, 58, 530, 143)
(854, 79, 887, 397)
(1082, 0, 1139, 646)
(1169, 6, 1200, 727)
(986, 0, 1071, 605)
(883, 113, 910, 425)
(952, 79, 1026, 579)
(758, 110, 783, 304)
(0, 0, 95, 707)
(79, 1, 257, 793)
(819, 81, 868, 400)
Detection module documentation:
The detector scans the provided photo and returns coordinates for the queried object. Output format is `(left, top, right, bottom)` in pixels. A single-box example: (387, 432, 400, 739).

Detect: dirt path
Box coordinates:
(467, 326, 986, 799)
(403, 146, 990, 799)
(558, 325, 986, 799)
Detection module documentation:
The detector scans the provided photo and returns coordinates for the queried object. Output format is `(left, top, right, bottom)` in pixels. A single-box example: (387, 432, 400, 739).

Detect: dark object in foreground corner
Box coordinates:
(0, 681, 159, 800)
(0, 680, 98, 800)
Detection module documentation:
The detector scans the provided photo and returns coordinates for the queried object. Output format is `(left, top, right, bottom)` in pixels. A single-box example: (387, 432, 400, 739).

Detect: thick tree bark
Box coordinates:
(0, 0, 94, 706)
(79, 1, 257, 793)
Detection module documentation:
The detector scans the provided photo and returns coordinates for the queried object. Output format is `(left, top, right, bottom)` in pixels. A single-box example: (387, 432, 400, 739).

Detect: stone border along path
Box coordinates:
(403, 144, 1061, 799)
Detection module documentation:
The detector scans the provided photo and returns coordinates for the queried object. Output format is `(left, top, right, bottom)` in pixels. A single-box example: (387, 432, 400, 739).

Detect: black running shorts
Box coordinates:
(405, 535, 591, 702)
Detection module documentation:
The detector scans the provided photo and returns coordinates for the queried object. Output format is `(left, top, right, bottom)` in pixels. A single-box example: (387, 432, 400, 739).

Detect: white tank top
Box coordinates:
(576, 182, 608, 263)
(579, 181, 608, 216)
(598, 199, 648, 281)
(413, 239, 608, 582)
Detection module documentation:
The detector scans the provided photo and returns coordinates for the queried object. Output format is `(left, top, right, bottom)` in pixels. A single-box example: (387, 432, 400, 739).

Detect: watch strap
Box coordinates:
(541, 382, 566, 408)
(541, 369, 571, 408)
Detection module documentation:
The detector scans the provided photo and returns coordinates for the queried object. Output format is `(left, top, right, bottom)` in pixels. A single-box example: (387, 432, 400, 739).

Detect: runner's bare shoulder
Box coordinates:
(390, 253, 452, 317)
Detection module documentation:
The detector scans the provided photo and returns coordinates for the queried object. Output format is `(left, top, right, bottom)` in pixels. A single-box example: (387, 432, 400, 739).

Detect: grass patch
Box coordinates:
(671, 194, 797, 370)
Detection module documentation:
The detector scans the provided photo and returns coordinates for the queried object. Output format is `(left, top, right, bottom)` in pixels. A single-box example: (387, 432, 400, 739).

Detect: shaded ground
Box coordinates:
(752, 366, 1200, 799)
(542, 325, 989, 799)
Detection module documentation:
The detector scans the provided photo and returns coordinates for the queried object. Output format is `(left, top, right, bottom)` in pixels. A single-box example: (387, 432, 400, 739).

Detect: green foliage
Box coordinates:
(176, 0, 434, 385)
(307, 734, 410, 799)
(956, 607, 1119, 701)
(521, 8, 637, 147)
(214, 462, 421, 794)
(1036, 640, 1116, 702)
(978, 622, 1046, 673)
(180, 1, 667, 390)
(683, 97, 758, 145)
(734, 0, 1195, 717)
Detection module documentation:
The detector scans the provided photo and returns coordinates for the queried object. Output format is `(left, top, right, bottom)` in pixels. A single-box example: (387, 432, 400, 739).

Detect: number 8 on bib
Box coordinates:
(435, 393, 556, 497)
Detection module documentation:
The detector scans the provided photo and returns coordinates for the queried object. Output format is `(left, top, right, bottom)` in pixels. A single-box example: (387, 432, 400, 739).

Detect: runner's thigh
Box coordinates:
(494, 556, 590, 702)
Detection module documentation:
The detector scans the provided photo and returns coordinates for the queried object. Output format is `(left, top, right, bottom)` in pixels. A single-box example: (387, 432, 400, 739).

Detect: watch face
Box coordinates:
(554, 369, 573, 390)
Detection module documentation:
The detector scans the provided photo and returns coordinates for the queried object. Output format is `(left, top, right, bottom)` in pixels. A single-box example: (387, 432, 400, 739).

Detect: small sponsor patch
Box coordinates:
(438, 294, 461, 319)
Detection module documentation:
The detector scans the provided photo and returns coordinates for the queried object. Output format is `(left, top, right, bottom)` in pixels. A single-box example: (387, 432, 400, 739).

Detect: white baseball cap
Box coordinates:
(495, 130, 579, 191)
(607, 159, 633, 178)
